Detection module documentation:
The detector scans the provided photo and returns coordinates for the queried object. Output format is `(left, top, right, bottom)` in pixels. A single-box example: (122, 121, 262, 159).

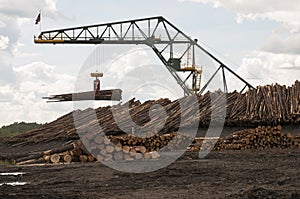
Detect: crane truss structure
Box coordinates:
(34, 16, 253, 96)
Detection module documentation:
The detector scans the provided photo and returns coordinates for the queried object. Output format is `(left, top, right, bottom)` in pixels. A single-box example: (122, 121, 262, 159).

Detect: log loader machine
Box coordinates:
(36, 16, 253, 102)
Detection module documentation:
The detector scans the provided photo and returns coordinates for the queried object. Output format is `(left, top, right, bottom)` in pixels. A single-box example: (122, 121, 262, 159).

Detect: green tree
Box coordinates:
(0, 122, 42, 137)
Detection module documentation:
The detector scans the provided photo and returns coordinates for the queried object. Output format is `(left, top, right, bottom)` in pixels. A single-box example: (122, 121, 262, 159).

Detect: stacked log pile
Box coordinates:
(6, 80, 299, 147)
(294, 134, 300, 143)
(225, 80, 300, 125)
(15, 143, 77, 165)
(14, 125, 300, 164)
(243, 82, 300, 124)
(14, 142, 99, 165)
(13, 131, 197, 164)
(213, 126, 299, 150)
(189, 126, 300, 152)
(1, 81, 299, 165)
(13, 134, 171, 165)
(80, 131, 195, 162)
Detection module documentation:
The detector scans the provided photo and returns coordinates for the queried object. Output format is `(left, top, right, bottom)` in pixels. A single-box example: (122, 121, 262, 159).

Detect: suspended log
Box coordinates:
(43, 89, 122, 102)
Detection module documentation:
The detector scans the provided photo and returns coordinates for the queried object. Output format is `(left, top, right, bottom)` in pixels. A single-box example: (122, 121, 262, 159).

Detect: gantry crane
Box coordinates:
(35, 16, 253, 97)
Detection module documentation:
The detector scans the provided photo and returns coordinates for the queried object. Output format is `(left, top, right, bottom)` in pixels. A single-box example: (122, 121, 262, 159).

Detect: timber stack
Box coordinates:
(14, 126, 300, 165)
(1, 81, 299, 165)
(5, 80, 300, 148)
(214, 126, 299, 150)
(14, 132, 193, 165)
(189, 126, 300, 152)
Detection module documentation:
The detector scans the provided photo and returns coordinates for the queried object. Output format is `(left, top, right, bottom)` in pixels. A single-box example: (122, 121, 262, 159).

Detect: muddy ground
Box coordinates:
(0, 148, 299, 199)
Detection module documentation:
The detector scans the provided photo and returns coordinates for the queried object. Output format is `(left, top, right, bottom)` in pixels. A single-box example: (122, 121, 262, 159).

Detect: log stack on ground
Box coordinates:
(9, 125, 300, 165)
(5, 81, 300, 148)
(214, 126, 300, 150)
(188, 126, 300, 152)
(1, 81, 300, 164)
(80, 131, 193, 162)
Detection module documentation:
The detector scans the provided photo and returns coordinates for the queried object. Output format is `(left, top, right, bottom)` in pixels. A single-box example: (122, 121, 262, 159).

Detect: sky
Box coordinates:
(0, 0, 299, 126)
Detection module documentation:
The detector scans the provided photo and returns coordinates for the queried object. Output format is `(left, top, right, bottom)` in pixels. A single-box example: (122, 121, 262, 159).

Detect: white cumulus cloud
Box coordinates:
(237, 51, 300, 86)
(0, 0, 59, 19)
(261, 32, 300, 55)
(0, 62, 75, 126)
(180, 0, 300, 32)
(0, 35, 9, 50)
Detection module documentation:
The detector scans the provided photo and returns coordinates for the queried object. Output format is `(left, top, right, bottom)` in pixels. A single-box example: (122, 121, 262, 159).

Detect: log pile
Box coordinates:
(14, 140, 163, 165)
(294, 134, 300, 143)
(14, 135, 168, 165)
(1, 81, 299, 164)
(13, 131, 196, 164)
(79, 131, 196, 162)
(188, 126, 300, 152)
(213, 126, 299, 150)
(225, 80, 300, 125)
(9, 125, 300, 165)
(8, 81, 299, 145)
(243, 81, 300, 124)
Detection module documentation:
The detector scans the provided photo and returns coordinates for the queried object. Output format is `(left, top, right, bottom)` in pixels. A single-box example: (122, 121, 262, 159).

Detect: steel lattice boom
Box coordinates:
(34, 16, 253, 95)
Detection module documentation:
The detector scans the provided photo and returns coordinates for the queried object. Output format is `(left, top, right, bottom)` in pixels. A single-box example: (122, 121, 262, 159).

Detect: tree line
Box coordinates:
(0, 122, 42, 137)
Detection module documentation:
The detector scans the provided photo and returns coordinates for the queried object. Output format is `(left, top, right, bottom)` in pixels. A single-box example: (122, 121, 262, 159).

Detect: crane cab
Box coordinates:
(91, 72, 103, 96)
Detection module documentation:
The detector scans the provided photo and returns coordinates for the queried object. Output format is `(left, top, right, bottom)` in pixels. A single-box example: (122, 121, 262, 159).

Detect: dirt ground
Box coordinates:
(0, 148, 299, 199)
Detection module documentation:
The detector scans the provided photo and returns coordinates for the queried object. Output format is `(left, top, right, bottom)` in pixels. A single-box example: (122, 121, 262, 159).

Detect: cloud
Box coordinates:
(0, 51, 15, 84)
(0, 0, 79, 126)
(0, 35, 9, 50)
(0, 62, 75, 126)
(0, 0, 60, 50)
(180, 0, 300, 33)
(0, 20, 5, 28)
(0, 0, 60, 84)
(237, 51, 300, 86)
(261, 33, 300, 54)
(0, 0, 59, 19)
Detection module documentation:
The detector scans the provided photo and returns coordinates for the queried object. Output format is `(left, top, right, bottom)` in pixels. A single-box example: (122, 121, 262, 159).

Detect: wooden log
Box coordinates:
(135, 146, 147, 153)
(144, 152, 151, 159)
(135, 153, 143, 160)
(50, 154, 60, 163)
(94, 135, 104, 144)
(44, 155, 51, 163)
(115, 142, 123, 152)
(113, 152, 124, 161)
(79, 155, 88, 162)
(104, 154, 113, 161)
(63, 154, 73, 163)
(96, 155, 104, 162)
(150, 151, 160, 159)
(87, 155, 95, 162)
(70, 148, 82, 156)
(123, 145, 130, 153)
(124, 153, 134, 161)
(106, 145, 115, 154)
(100, 149, 107, 156)
(104, 137, 111, 145)
(15, 152, 43, 163)
(16, 157, 45, 165)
